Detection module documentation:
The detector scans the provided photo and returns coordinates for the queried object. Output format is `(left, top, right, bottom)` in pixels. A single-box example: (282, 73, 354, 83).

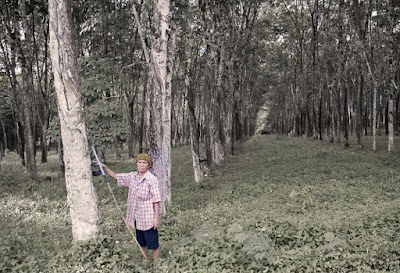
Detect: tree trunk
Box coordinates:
(184, 13, 203, 183)
(372, 85, 377, 150)
(49, 0, 100, 241)
(58, 139, 65, 174)
(387, 0, 394, 151)
(356, 72, 364, 148)
(1, 120, 7, 153)
(147, 0, 172, 212)
(213, 43, 225, 164)
(388, 95, 394, 151)
(0, 139, 3, 170)
(114, 143, 121, 159)
(19, 1, 38, 181)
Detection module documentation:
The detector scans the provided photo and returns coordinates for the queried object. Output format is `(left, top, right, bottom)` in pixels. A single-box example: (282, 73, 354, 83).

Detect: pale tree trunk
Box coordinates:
(146, 0, 171, 213)
(203, 45, 214, 172)
(213, 43, 225, 165)
(184, 12, 203, 183)
(363, 48, 378, 151)
(48, 0, 100, 241)
(131, 1, 172, 208)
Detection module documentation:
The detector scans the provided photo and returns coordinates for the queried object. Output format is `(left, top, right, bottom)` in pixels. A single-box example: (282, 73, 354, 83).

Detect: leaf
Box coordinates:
(289, 189, 299, 199)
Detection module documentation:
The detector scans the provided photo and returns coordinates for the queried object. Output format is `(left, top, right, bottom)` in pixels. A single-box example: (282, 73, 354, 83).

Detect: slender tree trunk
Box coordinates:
(19, 1, 38, 181)
(139, 71, 147, 154)
(58, 139, 65, 174)
(213, 43, 225, 164)
(204, 45, 214, 172)
(128, 100, 135, 157)
(387, 0, 394, 151)
(184, 13, 203, 183)
(356, 72, 364, 148)
(0, 140, 3, 170)
(15, 121, 25, 165)
(49, 0, 100, 241)
(343, 84, 350, 147)
(41, 127, 48, 163)
(114, 143, 121, 159)
(1, 120, 7, 152)
(372, 85, 377, 150)
(388, 95, 394, 151)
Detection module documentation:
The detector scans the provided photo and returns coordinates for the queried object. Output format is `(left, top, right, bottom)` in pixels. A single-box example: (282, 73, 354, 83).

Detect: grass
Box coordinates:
(0, 134, 399, 272)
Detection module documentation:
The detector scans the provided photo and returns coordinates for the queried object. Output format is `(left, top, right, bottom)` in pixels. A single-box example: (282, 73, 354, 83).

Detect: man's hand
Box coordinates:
(92, 160, 117, 180)
(153, 216, 159, 229)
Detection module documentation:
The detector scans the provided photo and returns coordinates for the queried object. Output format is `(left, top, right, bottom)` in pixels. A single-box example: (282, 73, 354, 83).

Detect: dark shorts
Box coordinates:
(135, 225, 159, 250)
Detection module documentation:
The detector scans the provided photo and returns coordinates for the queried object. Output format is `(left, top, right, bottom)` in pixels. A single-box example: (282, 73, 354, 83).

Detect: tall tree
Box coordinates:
(387, 0, 395, 151)
(18, 1, 38, 180)
(147, 0, 172, 209)
(183, 3, 203, 183)
(132, 0, 172, 209)
(48, 0, 100, 240)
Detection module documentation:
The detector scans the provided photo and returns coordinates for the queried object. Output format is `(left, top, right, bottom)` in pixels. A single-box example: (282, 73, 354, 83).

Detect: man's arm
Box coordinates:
(153, 202, 160, 229)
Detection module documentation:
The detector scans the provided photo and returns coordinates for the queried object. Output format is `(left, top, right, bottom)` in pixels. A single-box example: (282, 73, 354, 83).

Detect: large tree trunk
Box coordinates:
(147, 0, 172, 212)
(49, 0, 100, 241)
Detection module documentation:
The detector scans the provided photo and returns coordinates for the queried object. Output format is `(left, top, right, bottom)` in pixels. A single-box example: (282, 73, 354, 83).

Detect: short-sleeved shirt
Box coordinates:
(116, 171, 161, 231)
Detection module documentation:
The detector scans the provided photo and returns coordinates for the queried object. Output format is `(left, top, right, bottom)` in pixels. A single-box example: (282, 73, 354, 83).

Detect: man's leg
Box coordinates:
(141, 246, 148, 261)
(153, 248, 160, 261)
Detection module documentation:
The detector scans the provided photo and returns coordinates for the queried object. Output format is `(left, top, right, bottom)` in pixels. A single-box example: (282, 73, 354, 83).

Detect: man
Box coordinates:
(95, 153, 161, 261)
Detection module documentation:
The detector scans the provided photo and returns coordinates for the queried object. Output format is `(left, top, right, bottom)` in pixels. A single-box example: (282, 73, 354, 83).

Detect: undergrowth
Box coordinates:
(0, 135, 399, 272)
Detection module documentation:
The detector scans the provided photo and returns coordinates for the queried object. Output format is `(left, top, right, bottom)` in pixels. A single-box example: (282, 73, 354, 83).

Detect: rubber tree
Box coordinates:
(48, 0, 100, 241)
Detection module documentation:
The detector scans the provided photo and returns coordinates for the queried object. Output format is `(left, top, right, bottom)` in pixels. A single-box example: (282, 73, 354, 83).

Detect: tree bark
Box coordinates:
(387, 0, 394, 151)
(18, 1, 38, 181)
(49, 0, 100, 241)
(356, 72, 364, 148)
(147, 0, 172, 212)
(184, 12, 203, 183)
(1, 120, 8, 153)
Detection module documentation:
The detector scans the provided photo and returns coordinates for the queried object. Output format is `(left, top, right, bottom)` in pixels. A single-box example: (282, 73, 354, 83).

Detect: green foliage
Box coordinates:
(289, 185, 315, 209)
(1, 135, 400, 272)
(46, 233, 137, 272)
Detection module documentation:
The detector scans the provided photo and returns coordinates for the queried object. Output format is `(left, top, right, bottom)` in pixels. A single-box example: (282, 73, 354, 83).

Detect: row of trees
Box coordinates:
(0, 0, 267, 181)
(266, 0, 400, 150)
(0, 0, 267, 240)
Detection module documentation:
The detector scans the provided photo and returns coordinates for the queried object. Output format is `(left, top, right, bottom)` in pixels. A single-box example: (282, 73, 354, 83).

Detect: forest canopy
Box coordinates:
(0, 0, 399, 180)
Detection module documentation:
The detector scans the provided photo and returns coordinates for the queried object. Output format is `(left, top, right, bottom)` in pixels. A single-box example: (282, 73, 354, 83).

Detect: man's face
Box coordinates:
(137, 159, 150, 173)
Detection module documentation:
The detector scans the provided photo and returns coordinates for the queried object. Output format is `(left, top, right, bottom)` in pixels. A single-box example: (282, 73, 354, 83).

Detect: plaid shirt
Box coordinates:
(116, 171, 161, 231)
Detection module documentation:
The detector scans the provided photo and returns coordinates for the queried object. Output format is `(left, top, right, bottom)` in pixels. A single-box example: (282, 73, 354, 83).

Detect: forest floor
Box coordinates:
(1, 135, 399, 272)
